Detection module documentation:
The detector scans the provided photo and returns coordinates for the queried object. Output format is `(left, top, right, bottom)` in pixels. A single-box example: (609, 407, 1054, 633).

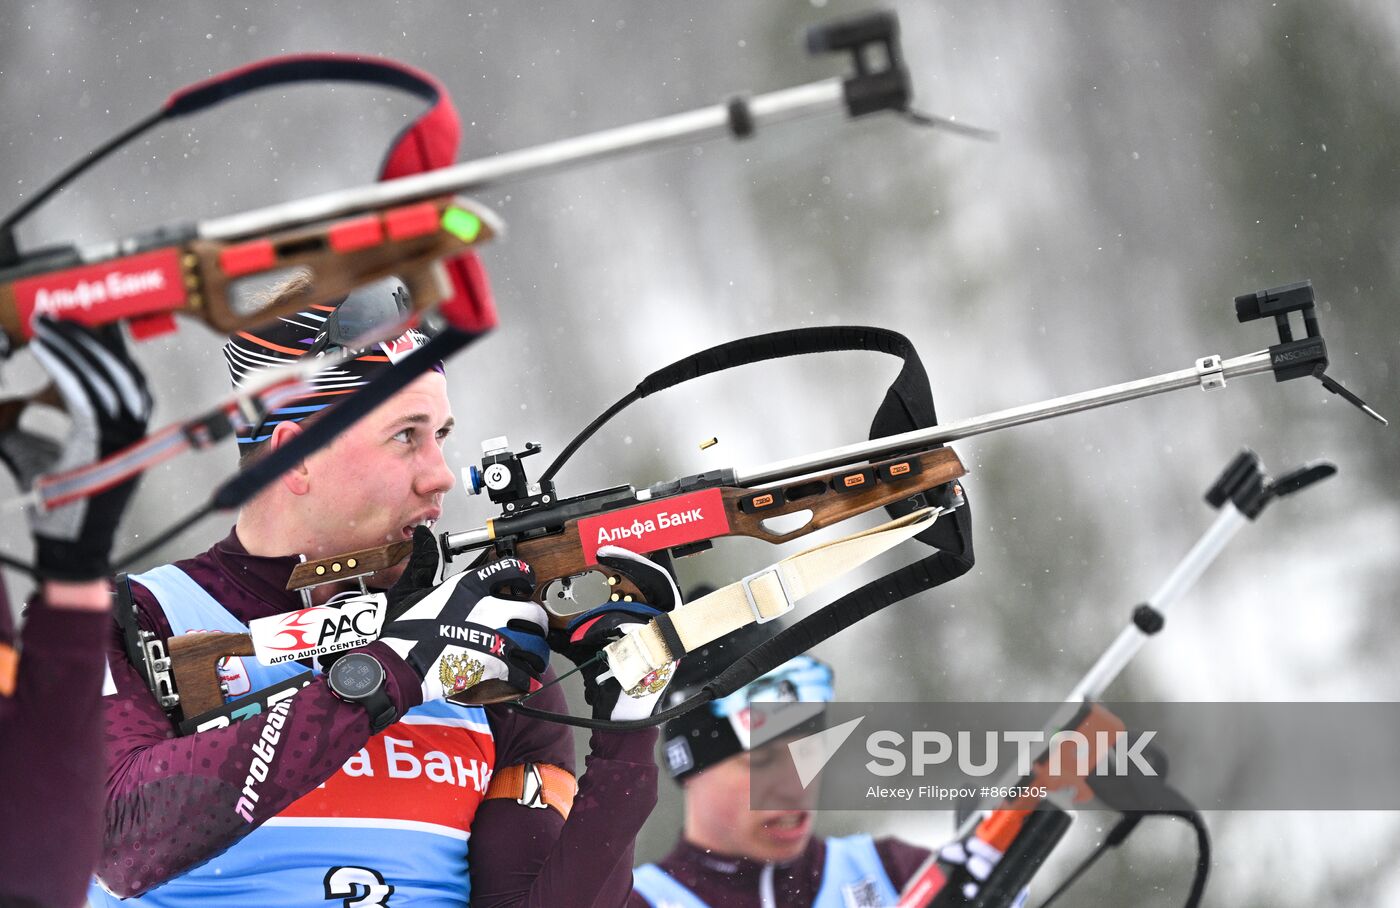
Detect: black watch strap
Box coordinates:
(360, 686, 398, 735)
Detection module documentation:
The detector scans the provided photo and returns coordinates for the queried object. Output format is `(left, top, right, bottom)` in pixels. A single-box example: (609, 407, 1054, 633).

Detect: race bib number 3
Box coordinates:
(250, 595, 387, 665)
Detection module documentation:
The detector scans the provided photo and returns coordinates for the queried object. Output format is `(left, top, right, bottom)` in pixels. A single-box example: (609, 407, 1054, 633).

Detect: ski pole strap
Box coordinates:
(606, 507, 939, 690)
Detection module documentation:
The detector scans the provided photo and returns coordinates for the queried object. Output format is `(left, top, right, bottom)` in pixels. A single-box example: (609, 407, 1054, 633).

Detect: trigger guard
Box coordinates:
(541, 569, 618, 623)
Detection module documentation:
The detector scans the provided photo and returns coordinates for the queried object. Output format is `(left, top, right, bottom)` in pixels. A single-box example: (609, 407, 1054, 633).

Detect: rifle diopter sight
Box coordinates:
(463, 436, 555, 513)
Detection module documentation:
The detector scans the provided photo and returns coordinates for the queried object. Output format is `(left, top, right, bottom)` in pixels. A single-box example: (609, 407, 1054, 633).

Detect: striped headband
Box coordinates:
(223, 276, 438, 445)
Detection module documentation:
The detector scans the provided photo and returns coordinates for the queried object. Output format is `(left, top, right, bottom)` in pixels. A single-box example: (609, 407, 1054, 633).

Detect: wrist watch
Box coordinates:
(327, 651, 398, 733)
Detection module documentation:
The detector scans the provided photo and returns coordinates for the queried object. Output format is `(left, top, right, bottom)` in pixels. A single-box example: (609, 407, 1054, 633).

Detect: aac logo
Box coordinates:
(249, 595, 387, 666)
(267, 605, 379, 651)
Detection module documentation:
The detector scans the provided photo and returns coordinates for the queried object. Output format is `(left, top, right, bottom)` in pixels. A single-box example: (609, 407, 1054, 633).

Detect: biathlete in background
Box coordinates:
(631, 625, 1026, 908)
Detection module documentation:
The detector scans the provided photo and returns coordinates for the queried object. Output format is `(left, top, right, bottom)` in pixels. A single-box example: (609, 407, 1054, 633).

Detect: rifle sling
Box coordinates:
(607, 507, 938, 689)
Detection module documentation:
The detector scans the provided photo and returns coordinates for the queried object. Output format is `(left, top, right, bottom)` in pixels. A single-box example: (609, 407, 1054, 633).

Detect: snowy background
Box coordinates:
(2, 1, 1398, 904)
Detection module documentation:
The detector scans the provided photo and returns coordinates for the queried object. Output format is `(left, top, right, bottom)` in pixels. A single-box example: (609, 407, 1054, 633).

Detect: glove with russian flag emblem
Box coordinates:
(374, 526, 550, 704)
(549, 545, 680, 722)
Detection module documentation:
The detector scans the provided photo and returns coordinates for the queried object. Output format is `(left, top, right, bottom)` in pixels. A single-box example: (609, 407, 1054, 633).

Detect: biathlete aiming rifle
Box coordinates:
(154, 280, 1383, 731)
(894, 450, 1336, 908)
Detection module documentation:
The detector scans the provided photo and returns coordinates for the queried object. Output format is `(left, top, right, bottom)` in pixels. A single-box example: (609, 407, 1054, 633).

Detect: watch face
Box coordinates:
(332, 653, 383, 700)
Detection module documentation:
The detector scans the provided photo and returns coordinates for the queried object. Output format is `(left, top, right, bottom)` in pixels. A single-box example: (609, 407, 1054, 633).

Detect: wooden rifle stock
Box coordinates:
(166, 632, 255, 718)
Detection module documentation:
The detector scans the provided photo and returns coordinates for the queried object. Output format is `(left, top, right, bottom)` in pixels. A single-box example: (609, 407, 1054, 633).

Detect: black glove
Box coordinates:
(549, 546, 680, 722)
(384, 523, 454, 620)
(372, 527, 550, 703)
(2, 318, 151, 581)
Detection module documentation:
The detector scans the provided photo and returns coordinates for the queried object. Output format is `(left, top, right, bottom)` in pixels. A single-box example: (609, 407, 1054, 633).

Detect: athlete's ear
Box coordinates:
(267, 421, 309, 496)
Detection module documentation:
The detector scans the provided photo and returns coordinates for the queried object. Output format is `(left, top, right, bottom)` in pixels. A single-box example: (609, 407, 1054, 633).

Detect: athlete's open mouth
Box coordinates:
(401, 514, 439, 540)
(762, 811, 811, 839)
